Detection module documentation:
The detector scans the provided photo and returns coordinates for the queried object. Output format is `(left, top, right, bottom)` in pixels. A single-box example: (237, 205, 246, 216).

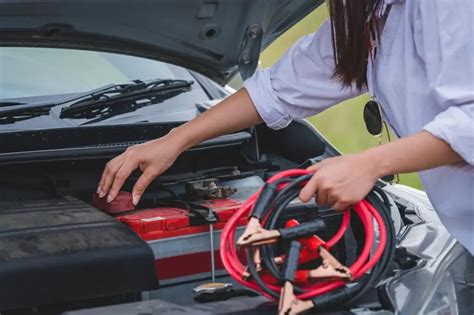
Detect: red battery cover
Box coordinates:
(92, 191, 135, 214)
(116, 207, 190, 240)
(116, 198, 247, 241)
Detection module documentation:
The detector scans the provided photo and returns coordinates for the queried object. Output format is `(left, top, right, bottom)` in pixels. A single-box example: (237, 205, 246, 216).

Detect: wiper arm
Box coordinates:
(0, 78, 193, 123)
(0, 107, 51, 125)
(0, 83, 118, 122)
(0, 101, 26, 107)
(59, 79, 194, 119)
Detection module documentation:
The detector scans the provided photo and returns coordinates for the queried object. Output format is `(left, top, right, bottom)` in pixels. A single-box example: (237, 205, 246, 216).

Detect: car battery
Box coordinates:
(116, 198, 247, 285)
(116, 198, 246, 239)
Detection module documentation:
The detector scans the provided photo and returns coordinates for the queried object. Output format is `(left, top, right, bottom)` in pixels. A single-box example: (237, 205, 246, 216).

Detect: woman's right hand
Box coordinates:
(97, 134, 183, 206)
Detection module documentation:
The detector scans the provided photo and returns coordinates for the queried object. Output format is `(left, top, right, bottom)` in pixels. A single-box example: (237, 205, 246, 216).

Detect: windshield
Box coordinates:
(0, 47, 210, 131)
(0, 47, 198, 99)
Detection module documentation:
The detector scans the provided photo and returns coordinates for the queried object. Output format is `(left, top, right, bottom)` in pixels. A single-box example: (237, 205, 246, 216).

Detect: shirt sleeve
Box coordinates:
(243, 20, 364, 130)
(416, 0, 474, 165)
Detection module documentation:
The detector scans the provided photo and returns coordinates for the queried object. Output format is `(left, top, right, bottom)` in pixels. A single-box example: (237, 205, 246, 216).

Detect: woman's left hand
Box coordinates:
(299, 152, 381, 211)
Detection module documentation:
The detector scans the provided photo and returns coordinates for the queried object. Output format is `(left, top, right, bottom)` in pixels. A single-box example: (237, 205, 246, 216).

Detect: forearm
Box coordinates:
(166, 88, 262, 152)
(365, 131, 463, 177)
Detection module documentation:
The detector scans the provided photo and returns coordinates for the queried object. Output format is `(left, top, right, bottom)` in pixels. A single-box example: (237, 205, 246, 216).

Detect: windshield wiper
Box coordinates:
(0, 101, 26, 107)
(0, 107, 52, 125)
(0, 83, 124, 124)
(0, 78, 194, 123)
(59, 79, 194, 120)
(0, 84, 121, 115)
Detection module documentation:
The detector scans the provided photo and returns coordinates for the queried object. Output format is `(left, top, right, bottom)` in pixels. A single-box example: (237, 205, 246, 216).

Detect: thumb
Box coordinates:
(132, 171, 156, 205)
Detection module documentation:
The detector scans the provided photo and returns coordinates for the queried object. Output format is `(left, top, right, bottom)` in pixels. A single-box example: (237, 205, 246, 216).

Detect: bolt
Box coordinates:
(241, 54, 251, 65)
(248, 28, 259, 39)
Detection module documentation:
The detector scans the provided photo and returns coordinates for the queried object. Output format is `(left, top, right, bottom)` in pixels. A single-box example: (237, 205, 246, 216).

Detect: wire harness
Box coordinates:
(220, 169, 395, 315)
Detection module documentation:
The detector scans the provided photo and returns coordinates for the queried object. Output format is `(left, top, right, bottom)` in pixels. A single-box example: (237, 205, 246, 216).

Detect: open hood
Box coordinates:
(0, 0, 323, 84)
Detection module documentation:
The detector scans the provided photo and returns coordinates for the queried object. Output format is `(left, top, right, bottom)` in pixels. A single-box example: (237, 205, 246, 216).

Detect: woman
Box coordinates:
(97, 0, 474, 254)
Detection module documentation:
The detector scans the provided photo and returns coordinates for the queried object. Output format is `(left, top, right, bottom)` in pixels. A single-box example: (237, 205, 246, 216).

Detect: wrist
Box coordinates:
(162, 126, 191, 155)
(361, 147, 392, 179)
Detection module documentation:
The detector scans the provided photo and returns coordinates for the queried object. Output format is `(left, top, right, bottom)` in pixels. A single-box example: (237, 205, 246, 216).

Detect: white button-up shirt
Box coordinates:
(244, 0, 474, 253)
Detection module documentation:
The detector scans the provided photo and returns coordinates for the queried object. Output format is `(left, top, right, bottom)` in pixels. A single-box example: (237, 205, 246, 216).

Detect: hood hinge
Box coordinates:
(238, 24, 264, 81)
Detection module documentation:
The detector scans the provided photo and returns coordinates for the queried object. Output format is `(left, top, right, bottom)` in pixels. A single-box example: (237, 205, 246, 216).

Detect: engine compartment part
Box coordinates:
(121, 199, 248, 282)
(0, 196, 158, 312)
(220, 169, 395, 314)
(107, 190, 246, 241)
(192, 282, 259, 303)
(185, 178, 237, 200)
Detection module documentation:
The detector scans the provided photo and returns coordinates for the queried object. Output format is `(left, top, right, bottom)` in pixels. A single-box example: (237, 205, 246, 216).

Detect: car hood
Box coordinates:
(0, 0, 323, 84)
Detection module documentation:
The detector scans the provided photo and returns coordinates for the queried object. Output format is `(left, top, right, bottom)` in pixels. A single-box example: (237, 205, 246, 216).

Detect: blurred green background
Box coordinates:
(259, 6, 423, 190)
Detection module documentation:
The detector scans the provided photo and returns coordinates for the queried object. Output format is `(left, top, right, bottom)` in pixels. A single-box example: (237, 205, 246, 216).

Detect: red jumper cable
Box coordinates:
(220, 169, 388, 314)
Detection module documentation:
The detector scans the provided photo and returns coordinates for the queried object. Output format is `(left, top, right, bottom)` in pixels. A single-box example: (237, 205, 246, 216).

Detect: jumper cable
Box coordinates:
(220, 169, 391, 315)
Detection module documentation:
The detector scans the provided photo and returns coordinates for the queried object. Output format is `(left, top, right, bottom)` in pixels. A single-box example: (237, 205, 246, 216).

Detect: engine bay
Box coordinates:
(0, 122, 409, 314)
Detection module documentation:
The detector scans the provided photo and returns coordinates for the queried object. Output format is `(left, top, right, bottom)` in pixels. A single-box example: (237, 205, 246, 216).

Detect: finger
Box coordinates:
(98, 155, 125, 198)
(333, 201, 349, 212)
(107, 158, 138, 202)
(98, 156, 119, 189)
(299, 173, 319, 203)
(327, 195, 338, 207)
(132, 171, 157, 205)
(316, 188, 328, 206)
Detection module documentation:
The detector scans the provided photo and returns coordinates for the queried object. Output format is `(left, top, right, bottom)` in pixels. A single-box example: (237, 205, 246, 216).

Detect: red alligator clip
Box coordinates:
(275, 219, 328, 265)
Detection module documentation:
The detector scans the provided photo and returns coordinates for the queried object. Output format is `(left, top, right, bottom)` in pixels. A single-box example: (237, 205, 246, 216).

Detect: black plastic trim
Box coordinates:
(0, 196, 158, 311)
(0, 121, 251, 165)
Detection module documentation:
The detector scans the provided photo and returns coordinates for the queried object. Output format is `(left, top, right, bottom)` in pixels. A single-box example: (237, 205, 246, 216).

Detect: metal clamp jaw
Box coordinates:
(294, 247, 352, 283)
(278, 241, 315, 315)
(278, 241, 352, 315)
(237, 218, 326, 247)
(279, 282, 315, 315)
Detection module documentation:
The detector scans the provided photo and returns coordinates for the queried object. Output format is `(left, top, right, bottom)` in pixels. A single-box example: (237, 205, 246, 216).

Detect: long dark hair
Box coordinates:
(327, 0, 381, 90)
